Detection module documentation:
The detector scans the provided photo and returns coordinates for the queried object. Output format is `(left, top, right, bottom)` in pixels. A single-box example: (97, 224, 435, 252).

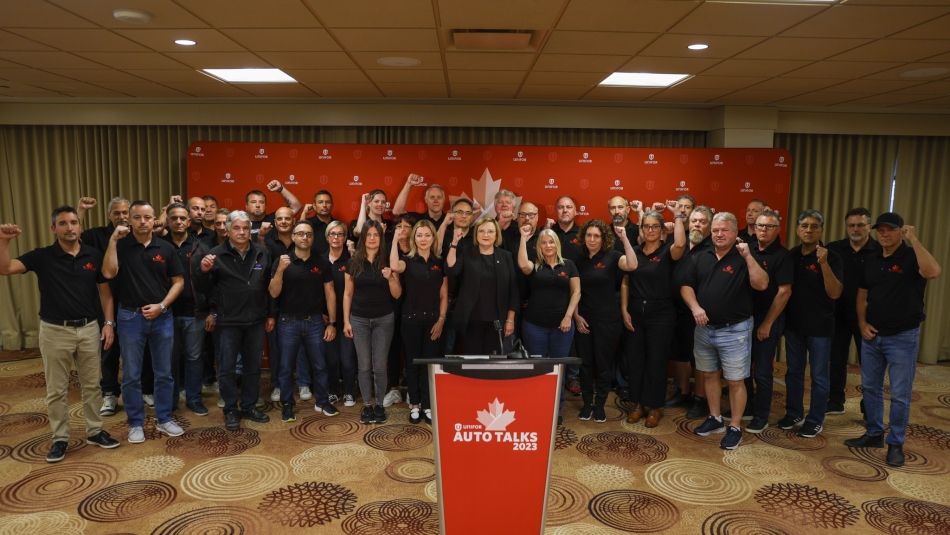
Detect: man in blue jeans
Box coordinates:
(846, 212, 941, 467)
(102, 200, 185, 444)
(781, 209, 843, 439)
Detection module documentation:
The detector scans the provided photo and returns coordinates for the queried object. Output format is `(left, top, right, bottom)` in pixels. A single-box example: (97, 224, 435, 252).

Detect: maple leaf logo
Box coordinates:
(722, 265, 734, 274)
(311, 266, 321, 274)
(476, 398, 516, 431)
(448, 168, 522, 218)
(82, 262, 96, 271)
(888, 264, 903, 274)
(152, 254, 165, 264)
(806, 263, 819, 272)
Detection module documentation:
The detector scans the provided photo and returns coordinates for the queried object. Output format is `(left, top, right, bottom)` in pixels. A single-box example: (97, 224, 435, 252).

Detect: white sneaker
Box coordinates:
(343, 395, 356, 407)
(328, 394, 339, 404)
(270, 388, 281, 402)
(142, 394, 155, 407)
(299, 386, 313, 401)
(217, 397, 225, 408)
(383, 389, 402, 408)
(202, 382, 219, 394)
(157, 420, 184, 437)
(99, 394, 118, 416)
(128, 426, 145, 444)
(179, 391, 186, 402)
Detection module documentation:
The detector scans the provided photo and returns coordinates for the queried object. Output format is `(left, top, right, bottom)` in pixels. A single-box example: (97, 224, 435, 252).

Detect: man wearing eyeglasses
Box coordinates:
(263, 207, 297, 404)
(513, 201, 541, 260)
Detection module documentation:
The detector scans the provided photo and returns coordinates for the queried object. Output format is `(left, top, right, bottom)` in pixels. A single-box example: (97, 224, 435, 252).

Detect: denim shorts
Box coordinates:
(693, 317, 753, 381)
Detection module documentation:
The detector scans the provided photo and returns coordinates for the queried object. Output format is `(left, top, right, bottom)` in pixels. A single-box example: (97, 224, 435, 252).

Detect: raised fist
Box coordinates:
(0, 223, 22, 240)
(302, 203, 315, 216)
(652, 201, 666, 212)
(407, 173, 424, 186)
(395, 225, 408, 240)
(614, 225, 627, 241)
(112, 225, 130, 241)
(666, 199, 678, 210)
(169, 195, 183, 205)
(200, 254, 217, 272)
(520, 224, 533, 238)
(816, 244, 828, 264)
(452, 228, 464, 244)
(361, 192, 370, 205)
(901, 225, 917, 242)
(630, 200, 643, 213)
(78, 197, 97, 210)
(736, 241, 751, 257)
(259, 222, 272, 236)
(277, 254, 291, 271)
(544, 217, 555, 229)
(266, 180, 282, 192)
(443, 211, 454, 225)
(381, 267, 393, 279)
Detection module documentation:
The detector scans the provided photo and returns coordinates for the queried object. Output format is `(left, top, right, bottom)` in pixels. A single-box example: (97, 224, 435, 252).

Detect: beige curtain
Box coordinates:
(0, 125, 705, 349)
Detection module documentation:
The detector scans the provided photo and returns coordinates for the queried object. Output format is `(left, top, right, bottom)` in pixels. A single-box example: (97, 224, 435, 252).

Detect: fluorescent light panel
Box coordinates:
(202, 68, 296, 83)
(599, 72, 691, 88)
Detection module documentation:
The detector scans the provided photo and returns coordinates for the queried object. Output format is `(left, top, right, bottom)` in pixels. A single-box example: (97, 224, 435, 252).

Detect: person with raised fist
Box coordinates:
(303, 189, 335, 255)
(352, 189, 393, 240)
(392, 172, 448, 229)
(0, 208, 120, 462)
(245, 183, 302, 239)
(608, 197, 640, 253)
(263, 206, 298, 403)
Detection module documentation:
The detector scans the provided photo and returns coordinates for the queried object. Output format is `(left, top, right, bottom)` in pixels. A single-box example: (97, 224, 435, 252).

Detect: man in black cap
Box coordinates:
(845, 212, 941, 467)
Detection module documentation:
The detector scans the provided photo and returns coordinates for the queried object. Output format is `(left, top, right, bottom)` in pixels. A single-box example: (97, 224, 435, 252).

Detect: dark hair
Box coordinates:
(677, 194, 696, 206)
(452, 198, 473, 210)
(293, 220, 314, 233)
(393, 213, 417, 229)
(314, 190, 333, 201)
(579, 219, 614, 254)
(797, 209, 825, 226)
(845, 207, 872, 220)
(202, 195, 218, 205)
(130, 200, 153, 212)
(51, 205, 77, 225)
(245, 190, 266, 203)
(758, 209, 781, 222)
(348, 220, 388, 278)
(166, 202, 187, 216)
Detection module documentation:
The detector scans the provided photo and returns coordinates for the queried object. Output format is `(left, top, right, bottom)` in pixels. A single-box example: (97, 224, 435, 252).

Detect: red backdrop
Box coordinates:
(187, 142, 791, 225)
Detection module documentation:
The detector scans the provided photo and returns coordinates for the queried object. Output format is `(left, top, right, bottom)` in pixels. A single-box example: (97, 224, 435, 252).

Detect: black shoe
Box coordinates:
(281, 404, 296, 423)
(224, 411, 240, 432)
(360, 405, 375, 424)
(46, 441, 68, 463)
(776, 414, 803, 430)
(86, 430, 120, 449)
(593, 406, 607, 423)
(578, 405, 593, 421)
(314, 402, 339, 417)
(720, 426, 743, 450)
(886, 444, 905, 467)
(664, 388, 686, 408)
(686, 397, 709, 420)
(746, 417, 768, 434)
(617, 388, 631, 402)
(797, 421, 823, 438)
(845, 433, 884, 448)
(409, 407, 422, 424)
(241, 408, 270, 423)
(187, 402, 209, 416)
(826, 401, 846, 415)
(374, 404, 387, 423)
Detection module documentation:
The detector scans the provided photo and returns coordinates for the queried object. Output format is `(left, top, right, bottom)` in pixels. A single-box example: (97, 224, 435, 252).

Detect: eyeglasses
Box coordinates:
(755, 223, 779, 230)
(293, 232, 313, 238)
(641, 224, 662, 231)
(518, 212, 539, 218)
(454, 210, 473, 216)
(327, 231, 346, 238)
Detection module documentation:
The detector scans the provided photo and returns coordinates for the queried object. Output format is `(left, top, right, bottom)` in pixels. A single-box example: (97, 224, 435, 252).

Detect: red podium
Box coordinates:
(419, 357, 578, 535)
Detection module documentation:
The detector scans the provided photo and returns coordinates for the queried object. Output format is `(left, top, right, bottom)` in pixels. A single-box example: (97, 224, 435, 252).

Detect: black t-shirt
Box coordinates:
(525, 259, 578, 328)
(113, 235, 184, 309)
(349, 260, 394, 319)
(860, 242, 927, 336)
(750, 239, 793, 317)
(474, 253, 500, 322)
(682, 246, 754, 325)
(552, 223, 582, 263)
(828, 237, 881, 323)
(306, 217, 332, 255)
(80, 224, 113, 253)
(19, 242, 106, 322)
(629, 241, 676, 302)
(739, 226, 759, 248)
(249, 213, 277, 238)
(326, 249, 350, 326)
(786, 245, 844, 337)
(264, 233, 294, 261)
(576, 249, 623, 322)
(499, 220, 521, 258)
(405, 211, 446, 230)
(612, 221, 639, 253)
(159, 233, 206, 317)
(272, 249, 333, 316)
(401, 254, 446, 318)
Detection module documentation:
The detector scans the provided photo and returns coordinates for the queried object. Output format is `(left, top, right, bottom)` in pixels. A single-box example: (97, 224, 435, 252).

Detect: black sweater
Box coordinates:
(447, 246, 519, 328)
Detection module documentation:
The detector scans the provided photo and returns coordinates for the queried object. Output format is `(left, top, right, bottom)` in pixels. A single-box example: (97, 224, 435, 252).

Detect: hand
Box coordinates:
(111, 225, 130, 241)
(667, 199, 678, 211)
(558, 316, 572, 333)
(736, 241, 751, 258)
(614, 225, 627, 241)
(630, 200, 643, 213)
(141, 303, 162, 320)
(266, 180, 282, 192)
(430, 319, 444, 341)
(277, 254, 291, 272)
(901, 225, 917, 242)
(860, 322, 878, 341)
(652, 201, 666, 212)
(519, 224, 533, 238)
(816, 244, 828, 264)
(346, 240, 356, 255)
(200, 253, 217, 272)
(663, 222, 674, 233)
(443, 211, 454, 225)
(204, 314, 216, 332)
(169, 194, 183, 205)
(361, 192, 370, 205)
(78, 197, 97, 210)
(302, 203, 315, 216)
(622, 310, 634, 332)
(0, 223, 22, 240)
(545, 218, 555, 229)
(323, 324, 337, 342)
(691, 306, 709, 327)
(756, 322, 771, 341)
(452, 228, 463, 244)
(265, 318, 276, 332)
(381, 267, 393, 280)
(344, 322, 354, 338)
(575, 314, 590, 334)
(395, 225, 408, 241)
(407, 172, 424, 186)
(504, 320, 514, 337)
(259, 221, 272, 237)
(100, 323, 114, 350)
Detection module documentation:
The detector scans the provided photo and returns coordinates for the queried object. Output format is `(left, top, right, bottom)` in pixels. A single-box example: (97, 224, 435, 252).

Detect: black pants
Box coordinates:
(387, 301, 404, 389)
(576, 319, 621, 407)
(746, 316, 784, 420)
(460, 320, 508, 355)
(625, 302, 675, 409)
(402, 317, 442, 409)
(829, 320, 862, 405)
(216, 324, 264, 413)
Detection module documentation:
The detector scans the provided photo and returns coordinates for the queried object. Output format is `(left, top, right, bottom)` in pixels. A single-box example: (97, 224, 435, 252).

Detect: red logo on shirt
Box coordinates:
(760, 260, 769, 270)
(311, 266, 322, 274)
(649, 256, 661, 263)
(570, 237, 579, 245)
(338, 265, 347, 273)
(82, 262, 96, 272)
(594, 261, 607, 269)
(431, 263, 442, 272)
(152, 254, 165, 264)
(888, 264, 903, 274)
(722, 265, 735, 274)
(558, 271, 568, 278)
(806, 263, 819, 272)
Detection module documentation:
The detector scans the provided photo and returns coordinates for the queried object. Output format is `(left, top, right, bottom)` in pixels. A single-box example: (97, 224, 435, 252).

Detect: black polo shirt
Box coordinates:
(249, 213, 277, 238)
(552, 223, 582, 263)
(326, 249, 350, 327)
(499, 220, 521, 258)
(349, 260, 394, 319)
(828, 237, 881, 323)
(264, 233, 294, 261)
(19, 242, 106, 322)
(629, 242, 677, 302)
(739, 226, 758, 247)
(860, 242, 927, 336)
(189, 226, 216, 248)
(159, 233, 206, 317)
(525, 259, 578, 328)
(401, 254, 446, 319)
(271, 249, 333, 316)
(750, 239, 793, 318)
(305, 217, 332, 255)
(785, 245, 844, 337)
(112, 234, 184, 309)
(576, 249, 623, 322)
(674, 236, 712, 314)
(682, 246, 753, 325)
(612, 221, 640, 253)
(80, 224, 113, 253)
(405, 211, 446, 230)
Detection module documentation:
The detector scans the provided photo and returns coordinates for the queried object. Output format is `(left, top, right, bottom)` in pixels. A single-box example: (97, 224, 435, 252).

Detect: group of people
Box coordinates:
(0, 172, 939, 468)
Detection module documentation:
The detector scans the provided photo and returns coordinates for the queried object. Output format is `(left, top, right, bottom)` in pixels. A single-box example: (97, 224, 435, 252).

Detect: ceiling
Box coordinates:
(1, 0, 949, 111)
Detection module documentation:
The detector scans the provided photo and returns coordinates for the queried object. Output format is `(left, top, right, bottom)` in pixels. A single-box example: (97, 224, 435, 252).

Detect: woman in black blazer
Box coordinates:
(446, 217, 519, 355)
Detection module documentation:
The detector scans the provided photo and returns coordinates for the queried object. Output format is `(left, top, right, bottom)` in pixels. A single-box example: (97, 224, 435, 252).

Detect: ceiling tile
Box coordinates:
(0, 68, 75, 83)
(0, 51, 105, 69)
(48, 0, 209, 28)
(450, 84, 519, 99)
(239, 84, 320, 97)
(349, 51, 442, 70)
(377, 82, 448, 98)
(831, 39, 950, 62)
(845, 93, 937, 107)
(255, 51, 354, 69)
(524, 70, 603, 85)
(176, 0, 321, 28)
(670, 3, 825, 36)
(647, 86, 734, 103)
(283, 69, 369, 83)
(117, 29, 247, 52)
(0, 84, 64, 97)
(126, 69, 218, 83)
(448, 70, 524, 84)
(678, 75, 762, 90)
(517, 84, 588, 99)
(543, 31, 656, 55)
(701, 59, 810, 77)
(639, 34, 766, 59)
(166, 81, 251, 97)
(102, 81, 191, 97)
(559, 0, 700, 32)
(0, 2, 95, 27)
(618, 56, 721, 74)
(32, 80, 126, 97)
(864, 62, 950, 81)
(736, 37, 871, 61)
(440, 0, 564, 29)
(367, 69, 445, 83)
(776, 91, 876, 106)
(885, 79, 950, 95)
(223, 29, 338, 52)
(712, 90, 786, 105)
(167, 51, 272, 69)
(7, 29, 148, 52)
(332, 29, 439, 52)
(743, 77, 841, 93)
(304, 81, 382, 97)
(902, 94, 950, 108)
(583, 86, 663, 101)
(785, 61, 903, 79)
(0, 30, 54, 51)
(891, 13, 950, 39)
(781, 6, 949, 38)
(305, 0, 435, 28)
(923, 51, 950, 62)
(54, 69, 147, 84)
(828, 79, 924, 93)
(78, 52, 189, 69)
(533, 54, 628, 72)
(445, 52, 534, 70)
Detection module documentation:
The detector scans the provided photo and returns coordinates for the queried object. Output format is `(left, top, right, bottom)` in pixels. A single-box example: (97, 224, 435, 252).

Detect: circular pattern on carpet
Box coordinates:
(291, 444, 387, 483)
(547, 523, 628, 535)
(21, 370, 79, 388)
(258, 481, 357, 527)
(121, 455, 186, 480)
(0, 401, 8, 415)
(0, 458, 31, 487)
(546, 476, 593, 526)
(0, 462, 117, 513)
(0, 511, 87, 535)
(10, 432, 85, 463)
(821, 456, 888, 482)
(862, 497, 950, 535)
(0, 360, 42, 376)
(887, 471, 950, 504)
(290, 412, 365, 444)
(938, 394, 950, 407)
(555, 425, 578, 450)
(756, 426, 827, 451)
(645, 459, 752, 506)
(0, 444, 10, 460)
(11, 397, 47, 413)
(165, 426, 260, 457)
(920, 405, 950, 423)
(905, 423, 950, 450)
(820, 416, 868, 437)
(588, 489, 679, 533)
(722, 444, 825, 483)
(700, 510, 797, 535)
(340, 498, 439, 534)
(385, 457, 436, 484)
(910, 380, 950, 393)
(363, 424, 432, 451)
(754, 482, 859, 528)
(620, 414, 676, 436)
(150, 505, 264, 534)
(576, 431, 669, 465)
(575, 464, 635, 494)
(111, 415, 191, 442)
(77, 480, 176, 523)
(180, 454, 288, 501)
(423, 481, 438, 503)
(848, 446, 948, 475)
(673, 416, 748, 445)
(0, 412, 49, 436)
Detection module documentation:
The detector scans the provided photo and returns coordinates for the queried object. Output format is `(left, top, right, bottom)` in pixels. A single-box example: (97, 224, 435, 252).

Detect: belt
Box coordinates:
(706, 320, 744, 330)
(280, 313, 322, 321)
(42, 317, 95, 328)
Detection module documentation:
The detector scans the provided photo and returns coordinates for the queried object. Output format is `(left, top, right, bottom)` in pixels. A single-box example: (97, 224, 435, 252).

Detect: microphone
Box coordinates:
(492, 319, 505, 356)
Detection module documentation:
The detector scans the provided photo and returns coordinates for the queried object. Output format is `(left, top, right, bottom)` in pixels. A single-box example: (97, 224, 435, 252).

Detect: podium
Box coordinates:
(418, 357, 579, 535)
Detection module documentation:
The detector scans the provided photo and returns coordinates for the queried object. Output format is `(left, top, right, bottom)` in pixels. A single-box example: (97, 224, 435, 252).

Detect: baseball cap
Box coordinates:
(872, 212, 904, 230)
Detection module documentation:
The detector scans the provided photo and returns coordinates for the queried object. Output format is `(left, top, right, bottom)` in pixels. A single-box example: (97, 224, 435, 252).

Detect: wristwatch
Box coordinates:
(159, 303, 167, 314)
(104, 320, 115, 327)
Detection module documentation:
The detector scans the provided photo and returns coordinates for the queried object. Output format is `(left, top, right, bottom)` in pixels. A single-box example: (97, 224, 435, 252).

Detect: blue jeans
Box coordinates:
(693, 317, 753, 381)
(861, 327, 920, 445)
(173, 316, 205, 407)
(267, 328, 280, 389)
(117, 308, 174, 426)
(748, 316, 783, 420)
(784, 330, 831, 426)
(216, 324, 265, 413)
(277, 316, 330, 405)
(522, 319, 574, 411)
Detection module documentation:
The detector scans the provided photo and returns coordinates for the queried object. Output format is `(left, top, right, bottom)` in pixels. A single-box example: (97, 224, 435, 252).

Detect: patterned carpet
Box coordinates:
(0, 357, 948, 534)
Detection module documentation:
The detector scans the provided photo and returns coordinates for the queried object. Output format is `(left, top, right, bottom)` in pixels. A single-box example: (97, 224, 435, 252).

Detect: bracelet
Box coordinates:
(505, 319, 514, 325)
(104, 320, 115, 327)
(449, 243, 457, 248)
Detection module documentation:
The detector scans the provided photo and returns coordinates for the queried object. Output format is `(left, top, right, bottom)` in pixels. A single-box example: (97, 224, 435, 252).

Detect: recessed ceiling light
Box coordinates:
(688, 43, 709, 51)
(202, 68, 297, 83)
(599, 72, 691, 88)
(174, 39, 196, 46)
(376, 56, 422, 67)
(112, 9, 152, 24)
(900, 67, 949, 79)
